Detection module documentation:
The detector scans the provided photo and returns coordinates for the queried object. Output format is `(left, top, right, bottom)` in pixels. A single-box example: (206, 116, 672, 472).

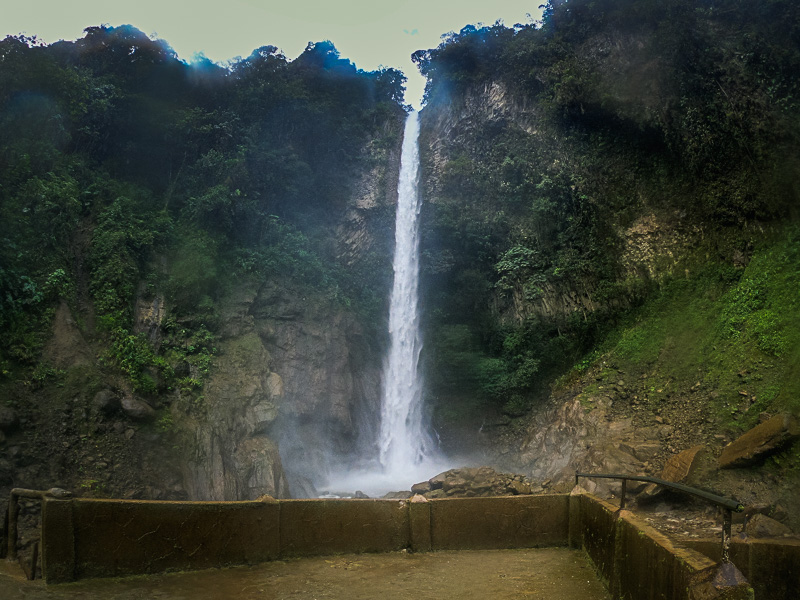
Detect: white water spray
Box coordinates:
(366, 109, 453, 495)
(320, 111, 447, 497)
(379, 110, 435, 474)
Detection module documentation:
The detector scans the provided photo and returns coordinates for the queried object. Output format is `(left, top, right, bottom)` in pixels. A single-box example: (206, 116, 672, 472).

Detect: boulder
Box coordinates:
(661, 445, 705, 483)
(689, 562, 752, 600)
(120, 394, 156, 421)
(93, 389, 119, 415)
(746, 514, 793, 538)
(411, 481, 431, 494)
(382, 491, 413, 499)
(0, 406, 19, 432)
(412, 467, 534, 498)
(637, 445, 705, 503)
(718, 413, 800, 469)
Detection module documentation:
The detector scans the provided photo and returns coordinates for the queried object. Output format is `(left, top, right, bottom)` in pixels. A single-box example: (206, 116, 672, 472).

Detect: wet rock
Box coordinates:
(689, 562, 751, 600)
(250, 281, 383, 495)
(0, 406, 19, 432)
(289, 475, 318, 499)
(637, 445, 704, 504)
(429, 471, 448, 490)
(93, 389, 119, 414)
(746, 513, 793, 538)
(0, 458, 13, 484)
(442, 475, 469, 493)
(718, 413, 800, 469)
(412, 467, 534, 498)
(133, 294, 166, 345)
(661, 445, 704, 483)
(382, 491, 413, 499)
(411, 481, 431, 494)
(574, 443, 646, 496)
(621, 442, 660, 463)
(772, 504, 790, 524)
(232, 436, 289, 500)
(183, 331, 289, 501)
(120, 394, 156, 420)
(508, 479, 532, 495)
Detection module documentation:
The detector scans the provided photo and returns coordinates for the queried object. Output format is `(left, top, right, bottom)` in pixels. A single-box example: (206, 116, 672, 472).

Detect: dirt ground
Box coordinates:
(0, 548, 610, 600)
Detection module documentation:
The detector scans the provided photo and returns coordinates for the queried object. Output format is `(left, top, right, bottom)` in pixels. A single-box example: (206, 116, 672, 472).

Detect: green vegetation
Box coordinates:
(418, 0, 800, 421)
(0, 26, 405, 397)
(3, 1, 799, 444)
(603, 226, 800, 427)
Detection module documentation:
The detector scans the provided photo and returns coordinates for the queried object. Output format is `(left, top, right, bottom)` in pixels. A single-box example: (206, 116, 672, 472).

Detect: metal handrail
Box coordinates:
(575, 472, 744, 563)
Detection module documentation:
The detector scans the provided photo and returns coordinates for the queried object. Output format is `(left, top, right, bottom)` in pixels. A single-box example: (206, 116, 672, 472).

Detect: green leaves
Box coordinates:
(90, 194, 162, 321)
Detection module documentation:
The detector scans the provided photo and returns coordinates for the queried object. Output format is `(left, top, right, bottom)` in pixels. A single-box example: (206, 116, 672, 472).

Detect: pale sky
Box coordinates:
(2, 0, 543, 108)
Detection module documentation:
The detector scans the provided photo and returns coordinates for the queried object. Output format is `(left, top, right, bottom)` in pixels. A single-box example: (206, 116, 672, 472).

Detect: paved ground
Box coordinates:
(1, 548, 610, 599)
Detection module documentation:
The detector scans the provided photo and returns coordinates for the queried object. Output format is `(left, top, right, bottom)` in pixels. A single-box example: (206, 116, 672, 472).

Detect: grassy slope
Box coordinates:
(602, 225, 800, 428)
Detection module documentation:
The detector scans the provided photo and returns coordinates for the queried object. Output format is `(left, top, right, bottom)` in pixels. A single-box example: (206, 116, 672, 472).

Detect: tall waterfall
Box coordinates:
(321, 111, 447, 497)
(378, 110, 436, 475)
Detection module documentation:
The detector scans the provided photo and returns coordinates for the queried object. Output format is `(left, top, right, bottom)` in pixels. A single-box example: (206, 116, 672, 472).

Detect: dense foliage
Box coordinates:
(416, 0, 800, 418)
(0, 26, 405, 391)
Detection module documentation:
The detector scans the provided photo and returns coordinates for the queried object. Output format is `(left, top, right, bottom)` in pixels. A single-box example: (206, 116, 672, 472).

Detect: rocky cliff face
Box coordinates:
(419, 80, 704, 325)
(178, 280, 383, 500)
(414, 65, 798, 515)
(0, 128, 400, 505)
(177, 142, 398, 499)
(421, 82, 539, 203)
(188, 281, 384, 498)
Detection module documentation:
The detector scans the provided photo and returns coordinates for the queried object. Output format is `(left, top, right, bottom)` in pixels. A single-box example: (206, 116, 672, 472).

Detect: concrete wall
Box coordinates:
(40, 491, 765, 600)
(279, 499, 410, 557)
(685, 538, 800, 600)
(42, 498, 281, 583)
(41, 494, 570, 583)
(569, 490, 753, 600)
(428, 495, 569, 550)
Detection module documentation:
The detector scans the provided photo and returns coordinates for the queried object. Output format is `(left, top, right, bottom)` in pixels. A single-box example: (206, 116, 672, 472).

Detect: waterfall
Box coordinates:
(378, 110, 436, 474)
(319, 111, 447, 497)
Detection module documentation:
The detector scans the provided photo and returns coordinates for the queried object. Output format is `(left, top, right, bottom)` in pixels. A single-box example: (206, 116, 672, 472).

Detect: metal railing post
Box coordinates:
(721, 508, 732, 564)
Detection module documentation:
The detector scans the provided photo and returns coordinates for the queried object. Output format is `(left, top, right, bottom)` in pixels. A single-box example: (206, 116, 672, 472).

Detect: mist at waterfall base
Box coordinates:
(321, 112, 452, 498)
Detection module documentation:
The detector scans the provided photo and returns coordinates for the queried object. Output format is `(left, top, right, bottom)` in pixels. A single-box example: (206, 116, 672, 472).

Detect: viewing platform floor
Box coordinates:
(1, 548, 610, 599)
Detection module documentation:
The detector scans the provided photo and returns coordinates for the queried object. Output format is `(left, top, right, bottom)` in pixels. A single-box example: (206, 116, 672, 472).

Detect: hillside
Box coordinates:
(0, 25, 406, 501)
(415, 0, 800, 525)
(0, 0, 799, 532)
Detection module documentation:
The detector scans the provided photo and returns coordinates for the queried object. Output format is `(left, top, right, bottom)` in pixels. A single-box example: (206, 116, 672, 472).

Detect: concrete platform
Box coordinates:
(2, 548, 610, 600)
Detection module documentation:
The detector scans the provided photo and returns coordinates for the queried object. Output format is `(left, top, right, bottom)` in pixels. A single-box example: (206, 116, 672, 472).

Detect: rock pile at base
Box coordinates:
(409, 467, 536, 499)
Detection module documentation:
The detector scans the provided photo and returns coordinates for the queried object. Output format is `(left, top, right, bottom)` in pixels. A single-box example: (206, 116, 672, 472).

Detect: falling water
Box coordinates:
(378, 110, 438, 477)
(319, 111, 446, 497)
